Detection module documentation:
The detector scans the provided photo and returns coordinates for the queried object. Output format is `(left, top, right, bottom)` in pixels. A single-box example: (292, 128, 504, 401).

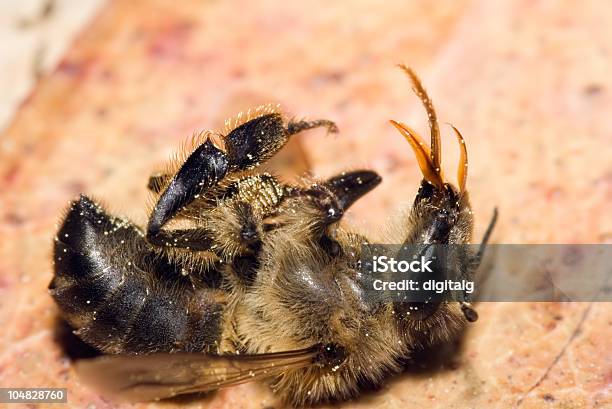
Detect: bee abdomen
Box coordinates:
(73, 272, 148, 353)
(50, 196, 132, 327)
(76, 278, 225, 354)
(119, 288, 223, 353)
(50, 195, 225, 354)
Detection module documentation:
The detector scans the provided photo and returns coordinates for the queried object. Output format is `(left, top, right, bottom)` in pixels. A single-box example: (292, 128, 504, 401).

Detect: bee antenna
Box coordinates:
(448, 123, 468, 194)
(389, 120, 443, 188)
(398, 64, 441, 173)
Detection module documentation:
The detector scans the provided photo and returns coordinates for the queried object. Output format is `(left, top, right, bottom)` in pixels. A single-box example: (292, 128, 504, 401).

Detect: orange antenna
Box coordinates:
(398, 64, 441, 173)
(450, 124, 468, 194)
(390, 120, 443, 188)
(393, 65, 469, 194)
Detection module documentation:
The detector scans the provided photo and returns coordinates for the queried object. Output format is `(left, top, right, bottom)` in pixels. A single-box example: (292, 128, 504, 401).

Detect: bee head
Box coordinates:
(389, 65, 477, 327)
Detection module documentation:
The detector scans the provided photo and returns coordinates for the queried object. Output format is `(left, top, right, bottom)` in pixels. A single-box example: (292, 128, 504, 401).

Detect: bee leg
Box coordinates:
(302, 170, 381, 256)
(146, 204, 261, 253)
(460, 208, 498, 322)
(224, 114, 337, 170)
(149, 199, 264, 287)
(325, 170, 382, 211)
(285, 118, 338, 135)
(147, 173, 170, 193)
(145, 228, 215, 250)
(147, 114, 336, 245)
(147, 139, 229, 240)
(305, 170, 382, 224)
(472, 207, 498, 268)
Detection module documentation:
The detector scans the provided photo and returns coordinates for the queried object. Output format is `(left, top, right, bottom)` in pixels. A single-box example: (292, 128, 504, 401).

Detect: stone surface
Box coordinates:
(0, 0, 610, 408)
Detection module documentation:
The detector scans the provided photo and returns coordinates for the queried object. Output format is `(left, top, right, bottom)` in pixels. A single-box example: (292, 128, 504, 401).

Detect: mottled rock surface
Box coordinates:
(0, 1, 610, 408)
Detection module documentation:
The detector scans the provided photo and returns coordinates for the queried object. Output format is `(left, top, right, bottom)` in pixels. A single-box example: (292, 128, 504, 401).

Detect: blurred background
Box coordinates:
(0, 1, 610, 408)
(0, 0, 102, 130)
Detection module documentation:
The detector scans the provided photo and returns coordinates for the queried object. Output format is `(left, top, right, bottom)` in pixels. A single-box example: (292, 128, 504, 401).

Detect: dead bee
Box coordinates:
(50, 65, 496, 406)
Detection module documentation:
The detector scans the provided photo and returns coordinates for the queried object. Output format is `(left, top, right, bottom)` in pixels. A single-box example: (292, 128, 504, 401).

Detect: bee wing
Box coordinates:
(75, 345, 320, 401)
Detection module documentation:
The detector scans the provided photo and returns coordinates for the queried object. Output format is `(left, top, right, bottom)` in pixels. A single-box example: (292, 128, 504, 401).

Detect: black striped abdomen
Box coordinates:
(50, 195, 225, 354)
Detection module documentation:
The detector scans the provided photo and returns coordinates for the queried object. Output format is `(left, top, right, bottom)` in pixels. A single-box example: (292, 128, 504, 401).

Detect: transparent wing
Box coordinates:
(76, 345, 321, 401)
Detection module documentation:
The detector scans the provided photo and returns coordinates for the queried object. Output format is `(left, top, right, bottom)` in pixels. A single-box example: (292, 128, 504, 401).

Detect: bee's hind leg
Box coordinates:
(145, 170, 217, 250)
(147, 173, 170, 194)
(146, 114, 337, 247)
(285, 118, 337, 136)
(146, 119, 335, 195)
(224, 114, 337, 170)
(146, 138, 229, 244)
